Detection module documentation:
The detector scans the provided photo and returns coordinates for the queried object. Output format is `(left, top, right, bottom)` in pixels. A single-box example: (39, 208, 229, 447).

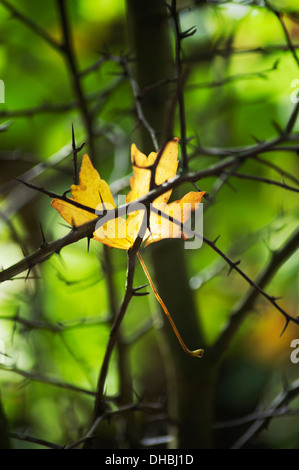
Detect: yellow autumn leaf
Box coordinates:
(51, 154, 133, 250)
(51, 139, 205, 358)
(126, 137, 205, 244)
(51, 138, 205, 249)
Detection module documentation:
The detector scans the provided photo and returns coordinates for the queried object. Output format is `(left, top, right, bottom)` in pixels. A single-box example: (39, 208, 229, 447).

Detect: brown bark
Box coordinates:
(126, 0, 215, 448)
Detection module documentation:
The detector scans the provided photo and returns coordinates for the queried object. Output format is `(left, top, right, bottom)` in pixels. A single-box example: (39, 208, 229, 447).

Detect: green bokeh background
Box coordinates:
(0, 0, 298, 449)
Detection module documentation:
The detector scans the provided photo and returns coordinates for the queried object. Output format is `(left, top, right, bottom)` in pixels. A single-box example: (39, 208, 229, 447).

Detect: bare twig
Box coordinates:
(56, 0, 95, 160)
(0, 364, 96, 397)
(214, 406, 299, 430)
(70, 400, 163, 449)
(264, 0, 299, 69)
(150, 206, 299, 333)
(71, 124, 85, 185)
(1, 136, 298, 283)
(84, 53, 159, 150)
(0, 99, 84, 119)
(9, 431, 63, 449)
(120, 56, 159, 151)
(168, 0, 192, 170)
(214, 225, 299, 355)
(0, 313, 110, 332)
(0, 0, 61, 51)
(0, 143, 75, 196)
(102, 245, 134, 421)
(228, 171, 299, 193)
(231, 378, 299, 449)
(184, 43, 299, 64)
(254, 155, 299, 187)
(92, 231, 144, 420)
(186, 61, 279, 90)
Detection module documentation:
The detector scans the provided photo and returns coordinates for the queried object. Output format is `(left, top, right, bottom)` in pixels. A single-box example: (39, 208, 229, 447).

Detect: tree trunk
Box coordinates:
(126, 0, 215, 448)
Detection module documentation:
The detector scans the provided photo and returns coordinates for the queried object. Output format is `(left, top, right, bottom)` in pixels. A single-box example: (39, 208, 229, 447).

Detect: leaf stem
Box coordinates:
(137, 251, 204, 358)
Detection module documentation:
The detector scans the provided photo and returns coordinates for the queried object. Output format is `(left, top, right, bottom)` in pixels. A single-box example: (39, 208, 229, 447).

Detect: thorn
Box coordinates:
(20, 244, 27, 257)
(270, 295, 283, 302)
(87, 236, 91, 253)
(133, 283, 149, 292)
(96, 192, 108, 221)
(163, 1, 171, 12)
(213, 234, 221, 245)
(192, 182, 202, 192)
(39, 223, 47, 248)
(146, 209, 152, 237)
(271, 120, 284, 136)
(132, 284, 150, 296)
(132, 387, 143, 403)
(62, 189, 71, 198)
(251, 135, 263, 144)
(25, 267, 32, 282)
(55, 250, 67, 270)
(98, 192, 107, 215)
(224, 179, 238, 193)
(228, 260, 241, 277)
(185, 135, 195, 145)
(71, 122, 75, 148)
(280, 317, 289, 337)
(180, 26, 197, 40)
(71, 123, 81, 186)
(132, 291, 150, 297)
(70, 217, 77, 230)
(77, 142, 85, 153)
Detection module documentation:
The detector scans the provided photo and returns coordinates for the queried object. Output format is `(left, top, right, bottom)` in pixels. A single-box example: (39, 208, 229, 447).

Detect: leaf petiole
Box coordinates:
(137, 251, 204, 358)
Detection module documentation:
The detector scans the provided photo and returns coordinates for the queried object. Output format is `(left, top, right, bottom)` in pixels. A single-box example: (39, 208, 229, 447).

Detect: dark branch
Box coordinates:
(0, 0, 61, 51)
(231, 378, 299, 449)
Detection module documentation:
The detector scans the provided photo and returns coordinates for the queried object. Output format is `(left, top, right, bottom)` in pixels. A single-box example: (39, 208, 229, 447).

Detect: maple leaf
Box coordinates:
(51, 154, 133, 249)
(127, 137, 205, 245)
(51, 137, 205, 248)
(51, 138, 205, 358)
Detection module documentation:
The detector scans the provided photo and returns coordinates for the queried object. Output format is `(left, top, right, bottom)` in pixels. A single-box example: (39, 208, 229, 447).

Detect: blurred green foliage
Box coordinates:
(0, 0, 298, 449)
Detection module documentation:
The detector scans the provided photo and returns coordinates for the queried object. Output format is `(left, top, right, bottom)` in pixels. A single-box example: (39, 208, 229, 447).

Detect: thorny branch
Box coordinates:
(1, 124, 298, 282)
(92, 222, 144, 421)
(168, 0, 192, 171)
(230, 378, 299, 449)
(0, 364, 97, 397)
(149, 205, 299, 335)
(0, 0, 299, 449)
(1, 163, 298, 336)
(9, 399, 163, 449)
(71, 400, 163, 449)
(0, 312, 111, 332)
(56, 0, 95, 160)
(264, 0, 299, 69)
